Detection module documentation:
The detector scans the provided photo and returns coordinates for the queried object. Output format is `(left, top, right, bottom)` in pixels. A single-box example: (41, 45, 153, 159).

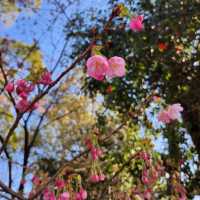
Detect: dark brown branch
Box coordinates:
(0, 136, 12, 188)
(0, 180, 26, 200)
(18, 124, 30, 192)
(0, 51, 16, 107)
(0, 114, 22, 155)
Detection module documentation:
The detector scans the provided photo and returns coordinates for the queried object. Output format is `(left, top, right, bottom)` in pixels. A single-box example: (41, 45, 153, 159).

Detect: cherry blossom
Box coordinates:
(75, 188, 87, 200)
(55, 179, 65, 189)
(5, 82, 14, 93)
(107, 56, 126, 78)
(57, 192, 70, 200)
(32, 176, 41, 186)
(130, 15, 144, 32)
(157, 110, 171, 124)
(167, 103, 183, 120)
(90, 147, 103, 160)
(99, 174, 106, 181)
(38, 71, 53, 86)
(16, 99, 30, 112)
(89, 174, 100, 183)
(86, 55, 109, 80)
(158, 103, 183, 124)
(16, 79, 34, 95)
(43, 189, 56, 200)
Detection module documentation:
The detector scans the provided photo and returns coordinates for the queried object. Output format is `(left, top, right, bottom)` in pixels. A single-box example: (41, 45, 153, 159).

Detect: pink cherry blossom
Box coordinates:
(38, 71, 53, 86)
(84, 138, 93, 150)
(5, 82, 14, 93)
(99, 174, 106, 181)
(158, 103, 183, 124)
(86, 55, 109, 80)
(138, 151, 150, 161)
(141, 170, 150, 185)
(157, 110, 171, 124)
(16, 99, 38, 112)
(16, 79, 34, 95)
(16, 99, 30, 112)
(91, 147, 103, 160)
(107, 56, 126, 78)
(130, 15, 144, 32)
(76, 188, 87, 200)
(43, 189, 56, 200)
(19, 92, 28, 99)
(167, 103, 183, 120)
(89, 174, 100, 183)
(55, 179, 65, 189)
(32, 176, 41, 186)
(58, 192, 70, 200)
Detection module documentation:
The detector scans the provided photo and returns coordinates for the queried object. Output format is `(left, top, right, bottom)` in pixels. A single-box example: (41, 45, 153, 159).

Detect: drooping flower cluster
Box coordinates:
(85, 137, 106, 183)
(171, 172, 187, 200)
(5, 70, 53, 113)
(75, 188, 87, 200)
(85, 138, 103, 161)
(157, 103, 183, 124)
(132, 152, 165, 200)
(30, 175, 87, 200)
(86, 55, 126, 80)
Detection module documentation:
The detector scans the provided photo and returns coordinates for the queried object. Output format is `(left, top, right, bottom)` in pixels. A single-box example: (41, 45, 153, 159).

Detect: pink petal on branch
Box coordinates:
(157, 110, 171, 124)
(55, 179, 65, 189)
(5, 82, 14, 93)
(167, 103, 183, 120)
(107, 56, 126, 78)
(130, 15, 144, 32)
(58, 192, 70, 200)
(89, 174, 100, 183)
(86, 55, 109, 80)
(38, 71, 53, 86)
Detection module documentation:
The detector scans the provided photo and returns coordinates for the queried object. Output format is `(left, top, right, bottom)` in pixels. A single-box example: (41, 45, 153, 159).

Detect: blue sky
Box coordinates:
(0, 0, 108, 70)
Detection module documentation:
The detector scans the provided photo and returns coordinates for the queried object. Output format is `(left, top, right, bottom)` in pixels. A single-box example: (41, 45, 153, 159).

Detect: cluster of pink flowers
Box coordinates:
(43, 188, 70, 200)
(175, 184, 187, 200)
(38, 71, 53, 85)
(31, 176, 87, 200)
(85, 138, 103, 161)
(90, 147, 103, 160)
(132, 152, 164, 199)
(43, 187, 87, 200)
(89, 173, 105, 183)
(32, 175, 42, 186)
(157, 103, 183, 124)
(86, 15, 144, 81)
(5, 70, 52, 113)
(75, 188, 87, 200)
(86, 55, 126, 80)
(129, 15, 144, 32)
(85, 138, 106, 183)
